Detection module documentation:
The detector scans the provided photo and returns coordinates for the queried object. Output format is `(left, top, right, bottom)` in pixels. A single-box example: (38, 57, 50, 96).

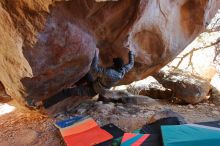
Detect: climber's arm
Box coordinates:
(90, 49, 105, 78)
(121, 51, 135, 74)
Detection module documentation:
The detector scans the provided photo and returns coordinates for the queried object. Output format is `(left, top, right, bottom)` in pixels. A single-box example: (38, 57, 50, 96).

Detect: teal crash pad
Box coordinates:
(161, 124, 220, 146)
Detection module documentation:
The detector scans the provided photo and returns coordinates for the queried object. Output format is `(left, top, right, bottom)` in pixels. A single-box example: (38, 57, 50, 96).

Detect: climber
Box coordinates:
(42, 49, 135, 108)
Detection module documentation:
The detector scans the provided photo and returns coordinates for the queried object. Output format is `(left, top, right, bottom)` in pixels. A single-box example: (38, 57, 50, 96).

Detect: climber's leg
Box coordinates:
(43, 85, 97, 108)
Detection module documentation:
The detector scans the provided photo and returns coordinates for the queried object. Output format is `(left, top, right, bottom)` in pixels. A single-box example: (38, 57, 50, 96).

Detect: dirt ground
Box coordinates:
(0, 101, 64, 146)
(0, 99, 220, 146)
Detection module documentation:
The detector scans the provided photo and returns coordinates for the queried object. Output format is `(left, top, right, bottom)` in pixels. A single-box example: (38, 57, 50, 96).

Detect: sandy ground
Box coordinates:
(0, 101, 64, 146)
(0, 99, 219, 146)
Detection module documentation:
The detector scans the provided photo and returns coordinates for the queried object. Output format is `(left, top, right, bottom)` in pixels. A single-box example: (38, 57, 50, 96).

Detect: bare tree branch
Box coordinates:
(169, 38, 220, 71)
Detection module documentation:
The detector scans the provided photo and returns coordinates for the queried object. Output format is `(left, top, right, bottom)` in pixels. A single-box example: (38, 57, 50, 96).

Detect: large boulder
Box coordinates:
(153, 70, 211, 104)
(210, 74, 220, 105)
(147, 109, 187, 124)
(127, 77, 173, 99)
(210, 86, 220, 106)
(0, 0, 219, 104)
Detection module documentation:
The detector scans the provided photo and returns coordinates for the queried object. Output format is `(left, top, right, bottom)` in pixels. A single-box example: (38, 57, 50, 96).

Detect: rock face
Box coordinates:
(0, 82, 11, 102)
(0, 0, 219, 103)
(153, 70, 211, 104)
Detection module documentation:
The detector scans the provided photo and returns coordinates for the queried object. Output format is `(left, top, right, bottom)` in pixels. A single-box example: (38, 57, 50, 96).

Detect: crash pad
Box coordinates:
(197, 120, 220, 128)
(161, 124, 220, 146)
(121, 133, 150, 146)
(55, 116, 85, 128)
(57, 117, 113, 146)
(141, 117, 183, 134)
(64, 126, 113, 146)
(95, 123, 125, 146)
(141, 134, 162, 146)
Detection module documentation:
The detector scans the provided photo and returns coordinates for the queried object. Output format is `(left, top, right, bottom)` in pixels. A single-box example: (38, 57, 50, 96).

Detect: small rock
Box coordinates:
(96, 103, 115, 113)
(186, 109, 193, 112)
(116, 103, 123, 106)
(131, 115, 136, 118)
(144, 111, 155, 117)
(104, 103, 115, 109)
(77, 108, 87, 114)
(97, 101, 103, 105)
(203, 103, 209, 105)
(210, 103, 215, 107)
(210, 85, 220, 105)
(212, 110, 219, 115)
(214, 107, 218, 110)
(108, 102, 115, 107)
(94, 101, 103, 106)
(122, 95, 159, 106)
(147, 109, 186, 124)
(102, 110, 109, 115)
(121, 113, 130, 117)
(188, 104, 194, 109)
(117, 106, 125, 110)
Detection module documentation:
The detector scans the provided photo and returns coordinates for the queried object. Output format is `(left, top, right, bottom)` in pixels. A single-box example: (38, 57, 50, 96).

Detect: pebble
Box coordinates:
(117, 105, 124, 108)
(77, 108, 87, 114)
(210, 104, 215, 107)
(97, 101, 103, 105)
(96, 103, 115, 113)
(212, 111, 219, 115)
(121, 113, 130, 117)
(203, 103, 209, 105)
(186, 109, 193, 112)
(188, 104, 194, 109)
(108, 102, 115, 107)
(95, 101, 103, 106)
(104, 103, 115, 110)
(131, 115, 136, 118)
(144, 111, 155, 116)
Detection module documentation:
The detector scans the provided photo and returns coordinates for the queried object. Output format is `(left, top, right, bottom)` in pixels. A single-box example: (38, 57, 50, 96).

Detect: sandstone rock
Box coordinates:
(153, 70, 211, 104)
(210, 74, 220, 106)
(0, 0, 219, 106)
(147, 109, 187, 124)
(95, 101, 103, 105)
(188, 104, 194, 109)
(139, 87, 173, 99)
(127, 76, 173, 99)
(210, 86, 220, 106)
(211, 74, 220, 90)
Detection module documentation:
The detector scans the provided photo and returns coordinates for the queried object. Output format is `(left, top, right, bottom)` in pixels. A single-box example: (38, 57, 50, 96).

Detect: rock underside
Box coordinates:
(0, 0, 219, 104)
